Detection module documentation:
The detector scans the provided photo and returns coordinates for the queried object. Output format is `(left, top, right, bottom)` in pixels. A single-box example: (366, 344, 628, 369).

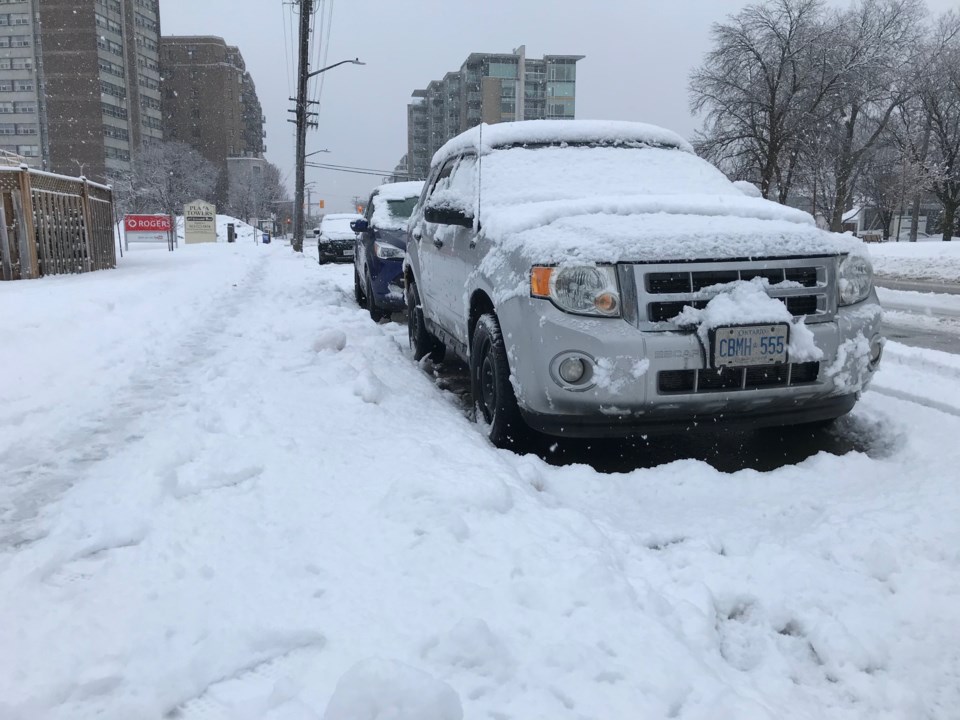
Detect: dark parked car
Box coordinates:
(315, 213, 363, 264)
(352, 181, 425, 320)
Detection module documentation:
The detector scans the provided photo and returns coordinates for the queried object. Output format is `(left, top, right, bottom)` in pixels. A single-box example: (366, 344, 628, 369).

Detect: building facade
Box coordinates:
(406, 46, 583, 179)
(160, 36, 264, 205)
(0, 0, 162, 180)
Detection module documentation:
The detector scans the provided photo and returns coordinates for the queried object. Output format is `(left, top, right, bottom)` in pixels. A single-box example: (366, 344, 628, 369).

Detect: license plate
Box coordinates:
(342, 248, 354, 256)
(712, 324, 789, 368)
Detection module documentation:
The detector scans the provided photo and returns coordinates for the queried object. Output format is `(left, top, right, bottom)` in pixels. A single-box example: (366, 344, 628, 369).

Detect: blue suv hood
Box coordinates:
(375, 227, 408, 251)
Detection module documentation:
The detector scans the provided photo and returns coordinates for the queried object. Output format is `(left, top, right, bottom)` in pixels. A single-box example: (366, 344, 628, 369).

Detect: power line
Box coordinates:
(306, 161, 418, 179)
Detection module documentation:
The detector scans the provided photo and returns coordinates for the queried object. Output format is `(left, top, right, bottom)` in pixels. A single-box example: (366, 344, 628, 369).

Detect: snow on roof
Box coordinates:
(374, 181, 424, 201)
(322, 213, 363, 220)
(842, 207, 862, 223)
(432, 120, 694, 167)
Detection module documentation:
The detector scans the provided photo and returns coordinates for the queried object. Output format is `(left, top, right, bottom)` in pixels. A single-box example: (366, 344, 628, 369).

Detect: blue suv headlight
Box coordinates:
(374, 241, 405, 260)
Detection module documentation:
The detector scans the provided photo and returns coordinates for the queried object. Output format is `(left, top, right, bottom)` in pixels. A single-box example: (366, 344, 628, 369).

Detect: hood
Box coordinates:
(480, 195, 864, 264)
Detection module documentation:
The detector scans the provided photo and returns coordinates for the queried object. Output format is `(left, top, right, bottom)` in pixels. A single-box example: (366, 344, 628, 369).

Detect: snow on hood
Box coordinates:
(433, 119, 694, 167)
(491, 211, 863, 265)
(465, 142, 863, 263)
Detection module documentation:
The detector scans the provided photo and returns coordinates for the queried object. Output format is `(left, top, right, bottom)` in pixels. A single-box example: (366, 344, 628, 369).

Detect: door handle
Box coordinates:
(413, 231, 422, 241)
(433, 239, 444, 249)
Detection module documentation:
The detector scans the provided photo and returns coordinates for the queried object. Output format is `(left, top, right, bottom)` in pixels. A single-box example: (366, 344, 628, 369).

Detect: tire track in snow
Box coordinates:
(0, 259, 267, 552)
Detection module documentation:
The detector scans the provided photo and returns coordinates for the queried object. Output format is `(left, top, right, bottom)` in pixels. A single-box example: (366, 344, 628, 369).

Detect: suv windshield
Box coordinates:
(481, 145, 740, 206)
(372, 196, 418, 230)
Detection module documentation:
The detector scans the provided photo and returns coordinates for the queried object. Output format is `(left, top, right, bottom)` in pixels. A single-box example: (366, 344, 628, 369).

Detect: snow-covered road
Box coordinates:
(2, 243, 960, 720)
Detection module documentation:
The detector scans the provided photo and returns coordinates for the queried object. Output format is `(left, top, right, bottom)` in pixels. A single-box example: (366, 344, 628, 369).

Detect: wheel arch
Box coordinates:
(468, 289, 496, 348)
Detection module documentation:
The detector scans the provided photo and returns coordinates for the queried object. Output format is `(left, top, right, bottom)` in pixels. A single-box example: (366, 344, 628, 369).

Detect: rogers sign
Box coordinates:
(125, 215, 172, 232)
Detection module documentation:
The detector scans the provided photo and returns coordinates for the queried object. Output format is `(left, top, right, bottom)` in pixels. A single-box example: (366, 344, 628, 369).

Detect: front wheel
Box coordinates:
(366, 273, 385, 322)
(406, 279, 444, 362)
(354, 266, 365, 305)
(470, 313, 527, 448)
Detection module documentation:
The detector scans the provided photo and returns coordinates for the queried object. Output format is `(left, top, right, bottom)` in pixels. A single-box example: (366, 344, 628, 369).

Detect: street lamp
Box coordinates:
(292, 59, 364, 253)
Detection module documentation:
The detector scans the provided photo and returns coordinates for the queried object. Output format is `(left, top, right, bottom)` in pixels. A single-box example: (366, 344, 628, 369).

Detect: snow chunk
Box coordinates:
(673, 279, 823, 362)
(824, 332, 873, 393)
(313, 330, 347, 353)
(323, 659, 462, 720)
(353, 367, 387, 404)
(733, 180, 763, 198)
(421, 619, 513, 682)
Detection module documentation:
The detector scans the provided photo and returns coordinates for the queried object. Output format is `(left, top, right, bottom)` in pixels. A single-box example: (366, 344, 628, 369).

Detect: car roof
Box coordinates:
(432, 119, 694, 168)
(372, 180, 425, 201)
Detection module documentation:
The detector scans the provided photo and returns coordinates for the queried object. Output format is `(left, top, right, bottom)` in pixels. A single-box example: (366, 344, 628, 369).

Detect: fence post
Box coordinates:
(79, 177, 94, 272)
(0, 199, 12, 281)
(15, 165, 38, 279)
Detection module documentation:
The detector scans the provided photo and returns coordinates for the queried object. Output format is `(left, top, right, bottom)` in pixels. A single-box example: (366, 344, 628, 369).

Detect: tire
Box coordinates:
(366, 273, 385, 322)
(406, 279, 445, 362)
(354, 266, 365, 305)
(470, 313, 527, 448)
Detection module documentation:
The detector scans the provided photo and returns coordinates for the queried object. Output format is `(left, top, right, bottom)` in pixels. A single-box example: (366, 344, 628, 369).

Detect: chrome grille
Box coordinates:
(631, 257, 837, 331)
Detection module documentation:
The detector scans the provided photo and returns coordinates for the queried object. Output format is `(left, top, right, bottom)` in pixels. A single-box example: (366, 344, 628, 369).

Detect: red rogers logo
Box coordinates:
(125, 215, 172, 232)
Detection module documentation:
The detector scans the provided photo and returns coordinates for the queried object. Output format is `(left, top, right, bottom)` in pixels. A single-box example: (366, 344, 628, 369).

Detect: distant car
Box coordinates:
(352, 181, 425, 320)
(316, 213, 363, 264)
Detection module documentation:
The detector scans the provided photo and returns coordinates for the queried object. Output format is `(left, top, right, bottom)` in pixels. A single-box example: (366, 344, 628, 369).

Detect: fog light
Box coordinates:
(869, 337, 883, 366)
(558, 357, 587, 384)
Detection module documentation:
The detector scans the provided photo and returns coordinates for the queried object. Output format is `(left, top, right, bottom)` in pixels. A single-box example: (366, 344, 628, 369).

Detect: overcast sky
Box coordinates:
(159, 0, 957, 213)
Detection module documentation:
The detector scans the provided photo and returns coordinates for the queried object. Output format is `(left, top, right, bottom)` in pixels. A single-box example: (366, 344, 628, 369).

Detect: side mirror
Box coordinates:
(351, 219, 369, 232)
(424, 205, 473, 228)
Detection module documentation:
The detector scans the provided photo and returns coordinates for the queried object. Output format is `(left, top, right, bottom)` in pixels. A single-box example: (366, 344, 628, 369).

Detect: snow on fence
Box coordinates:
(0, 166, 116, 281)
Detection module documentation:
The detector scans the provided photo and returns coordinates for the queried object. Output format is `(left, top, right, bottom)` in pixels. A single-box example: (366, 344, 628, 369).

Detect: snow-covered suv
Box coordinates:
(404, 120, 883, 448)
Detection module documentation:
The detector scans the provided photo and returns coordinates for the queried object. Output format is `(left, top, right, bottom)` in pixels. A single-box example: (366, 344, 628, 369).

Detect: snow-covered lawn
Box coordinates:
(2, 243, 960, 719)
(869, 239, 960, 282)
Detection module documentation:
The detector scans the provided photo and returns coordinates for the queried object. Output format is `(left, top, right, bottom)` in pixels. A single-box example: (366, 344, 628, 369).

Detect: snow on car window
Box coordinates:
(372, 196, 418, 230)
(480, 145, 739, 207)
(320, 217, 358, 234)
(429, 155, 477, 214)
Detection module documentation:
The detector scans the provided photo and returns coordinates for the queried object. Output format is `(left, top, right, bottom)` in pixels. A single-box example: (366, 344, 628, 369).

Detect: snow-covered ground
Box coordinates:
(2, 244, 960, 719)
(869, 240, 960, 282)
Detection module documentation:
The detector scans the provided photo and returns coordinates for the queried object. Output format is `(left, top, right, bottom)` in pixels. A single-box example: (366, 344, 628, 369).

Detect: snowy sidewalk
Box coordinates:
(2, 244, 960, 719)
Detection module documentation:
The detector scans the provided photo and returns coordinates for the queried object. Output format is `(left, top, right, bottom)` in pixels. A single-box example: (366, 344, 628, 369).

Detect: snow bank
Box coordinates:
(869, 240, 960, 281)
(173, 214, 261, 243)
(323, 659, 462, 720)
(2, 243, 960, 719)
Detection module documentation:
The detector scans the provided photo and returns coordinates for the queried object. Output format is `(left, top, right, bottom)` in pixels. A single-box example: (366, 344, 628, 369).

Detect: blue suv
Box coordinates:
(352, 181, 425, 320)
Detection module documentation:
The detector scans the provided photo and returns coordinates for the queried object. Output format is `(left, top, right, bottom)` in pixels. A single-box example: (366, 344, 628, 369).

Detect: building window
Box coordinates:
(487, 61, 517, 79)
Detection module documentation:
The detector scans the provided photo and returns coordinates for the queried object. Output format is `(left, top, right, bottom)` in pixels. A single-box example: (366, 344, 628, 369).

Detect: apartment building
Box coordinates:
(406, 46, 583, 179)
(160, 36, 264, 206)
(0, 0, 162, 180)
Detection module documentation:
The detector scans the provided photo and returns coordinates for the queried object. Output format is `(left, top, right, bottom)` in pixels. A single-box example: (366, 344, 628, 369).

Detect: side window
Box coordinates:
(446, 155, 477, 211)
(425, 156, 457, 204)
(364, 195, 375, 222)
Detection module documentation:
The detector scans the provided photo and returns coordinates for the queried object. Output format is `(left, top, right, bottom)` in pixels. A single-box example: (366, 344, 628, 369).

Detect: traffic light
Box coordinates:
(319, 200, 325, 209)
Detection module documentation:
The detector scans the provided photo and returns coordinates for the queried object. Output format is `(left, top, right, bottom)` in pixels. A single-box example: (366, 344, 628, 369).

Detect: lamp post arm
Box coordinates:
(307, 58, 364, 79)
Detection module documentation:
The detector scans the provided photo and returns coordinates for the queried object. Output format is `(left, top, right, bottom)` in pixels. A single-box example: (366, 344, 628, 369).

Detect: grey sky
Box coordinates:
(159, 0, 957, 213)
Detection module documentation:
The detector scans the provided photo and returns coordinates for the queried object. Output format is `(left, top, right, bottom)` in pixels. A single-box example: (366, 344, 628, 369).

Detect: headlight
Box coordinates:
(838, 254, 873, 306)
(530, 265, 621, 317)
(374, 241, 404, 260)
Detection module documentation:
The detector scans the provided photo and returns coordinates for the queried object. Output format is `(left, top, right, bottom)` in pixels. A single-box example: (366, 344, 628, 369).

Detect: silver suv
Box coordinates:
(404, 120, 883, 448)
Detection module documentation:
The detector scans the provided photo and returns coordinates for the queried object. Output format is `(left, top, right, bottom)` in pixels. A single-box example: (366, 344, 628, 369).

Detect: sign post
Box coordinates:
(184, 200, 217, 244)
(124, 214, 174, 251)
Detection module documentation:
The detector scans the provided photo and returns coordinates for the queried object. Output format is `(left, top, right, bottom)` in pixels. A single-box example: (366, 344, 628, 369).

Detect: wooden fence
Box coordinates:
(0, 166, 116, 281)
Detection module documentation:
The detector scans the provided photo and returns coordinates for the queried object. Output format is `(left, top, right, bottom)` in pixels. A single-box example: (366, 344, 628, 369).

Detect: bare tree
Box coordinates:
(111, 141, 220, 222)
(226, 161, 289, 225)
(808, 0, 928, 231)
(858, 141, 929, 239)
(919, 14, 960, 241)
(690, 0, 841, 203)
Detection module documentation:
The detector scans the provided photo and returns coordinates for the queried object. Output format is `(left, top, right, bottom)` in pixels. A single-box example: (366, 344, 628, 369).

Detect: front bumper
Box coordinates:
(318, 240, 355, 262)
(371, 258, 405, 311)
(500, 293, 883, 438)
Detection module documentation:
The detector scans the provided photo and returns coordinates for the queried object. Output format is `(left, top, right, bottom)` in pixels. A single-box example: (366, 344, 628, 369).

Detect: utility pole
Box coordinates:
(291, 0, 313, 253)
